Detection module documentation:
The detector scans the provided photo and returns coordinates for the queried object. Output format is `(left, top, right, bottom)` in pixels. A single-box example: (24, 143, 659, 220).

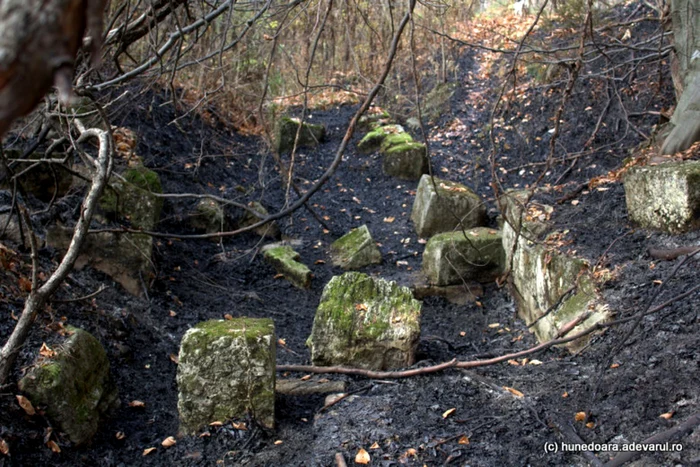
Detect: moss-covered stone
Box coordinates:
(422, 228, 504, 286)
(624, 161, 700, 233)
(358, 109, 391, 130)
(1, 150, 73, 202)
(422, 82, 457, 123)
(382, 142, 429, 180)
(500, 190, 611, 352)
(239, 201, 281, 238)
(18, 327, 119, 445)
(330, 225, 382, 270)
(411, 174, 487, 238)
(177, 318, 276, 433)
(307, 272, 421, 370)
(274, 116, 325, 154)
(357, 124, 406, 154)
(263, 244, 312, 289)
(100, 165, 163, 231)
(190, 199, 226, 234)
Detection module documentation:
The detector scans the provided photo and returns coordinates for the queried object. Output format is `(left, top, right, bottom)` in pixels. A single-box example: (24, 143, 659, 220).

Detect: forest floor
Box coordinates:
(1, 2, 699, 466)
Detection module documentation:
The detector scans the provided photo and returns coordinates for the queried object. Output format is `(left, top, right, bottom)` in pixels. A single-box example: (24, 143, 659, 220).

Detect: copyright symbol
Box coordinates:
(544, 442, 558, 453)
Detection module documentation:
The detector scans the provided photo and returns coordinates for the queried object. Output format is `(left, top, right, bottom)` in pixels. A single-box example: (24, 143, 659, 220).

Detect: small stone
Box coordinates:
(177, 318, 276, 433)
(307, 272, 421, 370)
(356, 124, 405, 154)
(239, 201, 281, 239)
(410, 175, 487, 238)
(18, 327, 119, 445)
(263, 244, 312, 289)
(422, 228, 504, 286)
(189, 199, 225, 234)
(330, 225, 382, 270)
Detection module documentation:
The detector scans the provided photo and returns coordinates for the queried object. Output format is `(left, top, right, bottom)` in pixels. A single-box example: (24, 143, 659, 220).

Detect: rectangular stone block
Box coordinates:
(177, 318, 276, 433)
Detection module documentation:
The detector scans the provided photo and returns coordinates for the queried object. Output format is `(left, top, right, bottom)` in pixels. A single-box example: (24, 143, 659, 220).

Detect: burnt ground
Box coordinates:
(1, 2, 699, 465)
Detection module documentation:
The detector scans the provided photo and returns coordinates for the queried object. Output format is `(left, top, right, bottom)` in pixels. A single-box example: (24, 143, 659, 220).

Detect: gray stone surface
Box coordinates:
(190, 198, 225, 234)
(330, 225, 382, 270)
(624, 161, 700, 233)
(422, 228, 504, 286)
(18, 327, 119, 445)
(382, 141, 429, 180)
(239, 201, 281, 238)
(307, 272, 421, 370)
(177, 318, 276, 433)
(500, 190, 611, 351)
(411, 174, 487, 238)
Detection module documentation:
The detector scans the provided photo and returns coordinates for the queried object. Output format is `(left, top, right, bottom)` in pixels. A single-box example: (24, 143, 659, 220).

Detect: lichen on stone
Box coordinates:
(263, 244, 312, 289)
(330, 225, 382, 270)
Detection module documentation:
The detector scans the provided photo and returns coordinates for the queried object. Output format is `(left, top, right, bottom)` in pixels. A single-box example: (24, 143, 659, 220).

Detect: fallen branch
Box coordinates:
(648, 246, 700, 261)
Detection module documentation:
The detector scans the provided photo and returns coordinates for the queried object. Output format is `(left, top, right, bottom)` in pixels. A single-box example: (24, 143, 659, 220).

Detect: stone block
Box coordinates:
(330, 225, 382, 270)
(307, 272, 421, 370)
(263, 244, 312, 289)
(422, 228, 504, 286)
(411, 174, 487, 238)
(274, 117, 325, 154)
(177, 318, 276, 433)
(18, 327, 119, 445)
(624, 161, 700, 233)
(356, 124, 405, 154)
(382, 142, 429, 180)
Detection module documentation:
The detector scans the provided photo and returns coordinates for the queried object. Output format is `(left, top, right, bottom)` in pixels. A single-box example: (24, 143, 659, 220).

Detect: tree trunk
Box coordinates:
(661, 0, 700, 154)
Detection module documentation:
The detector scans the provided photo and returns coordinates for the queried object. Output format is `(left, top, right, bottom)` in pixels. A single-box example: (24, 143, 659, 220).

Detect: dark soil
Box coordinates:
(1, 3, 699, 466)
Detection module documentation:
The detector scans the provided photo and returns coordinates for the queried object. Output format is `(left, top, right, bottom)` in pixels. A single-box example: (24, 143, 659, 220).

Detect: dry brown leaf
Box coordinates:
(46, 440, 61, 453)
(458, 435, 470, 445)
(355, 448, 370, 464)
(169, 354, 179, 364)
(503, 387, 524, 398)
(143, 447, 157, 456)
(404, 447, 418, 457)
(274, 440, 283, 445)
(383, 217, 395, 223)
(585, 422, 595, 429)
(232, 422, 247, 430)
(488, 323, 500, 328)
(354, 303, 368, 311)
(209, 421, 223, 427)
(370, 442, 380, 450)
(16, 395, 35, 415)
(161, 436, 177, 448)
(128, 400, 146, 408)
(442, 408, 456, 418)
(199, 431, 211, 438)
(0, 438, 9, 455)
(659, 411, 674, 420)
(314, 259, 325, 265)
(610, 363, 620, 369)
(574, 412, 586, 422)
(507, 359, 520, 366)
(300, 374, 312, 381)
(223, 313, 234, 320)
(169, 310, 177, 317)
(115, 431, 126, 440)
(529, 359, 543, 365)
(39, 343, 56, 358)
(562, 391, 569, 398)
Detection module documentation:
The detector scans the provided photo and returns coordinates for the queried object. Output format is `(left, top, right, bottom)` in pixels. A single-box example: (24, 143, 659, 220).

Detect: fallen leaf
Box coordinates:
(143, 447, 157, 456)
(209, 421, 223, 427)
(169, 354, 179, 364)
(610, 363, 619, 369)
(571, 200, 580, 206)
(162, 436, 177, 448)
(659, 411, 674, 420)
(129, 400, 146, 408)
(585, 422, 595, 429)
(278, 338, 287, 345)
(529, 359, 543, 365)
(355, 448, 370, 464)
(39, 343, 56, 358)
(232, 422, 247, 430)
(115, 431, 126, 440)
(46, 440, 61, 453)
(562, 392, 569, 398)
(314, 259, 325, 265)
(223, 314, 234, 320)
(274, 440, 283, 445)
(199, 431, 211, 438)
(0, 438, 9, 455)
(507, 359, 520, 366)
(370, 442, 380, 450)
(16, 395, 35, 415)
(442, 408, 456, 418)
(503, 387, 524, 398)
(404, 447, 418, 457)
(301, 374, 312, 381)
(488, 323, 500, 328)
(383, 217, 395, 223)
(458, 435, 470, 445)
(169, 310, 177, 317)
(575, 412, 586, 422)
(355, 303, 368, 311)
(459, 331, 466, 337)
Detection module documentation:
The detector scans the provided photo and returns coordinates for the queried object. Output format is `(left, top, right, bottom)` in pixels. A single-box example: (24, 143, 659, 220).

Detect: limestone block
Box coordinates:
(624, 161, 700, 233)
(410, 174, 487, 238)
(1, 149, 73, 202)
(99, 165, 163, 230)
(239, 201, 281, 238)
(422, 228, 504, 286)
(177, 318, 276, 433)
(274, 117, 325, 154)
(382, 142, 429, 180)
(330, 225, 382, 270)
(263, 244, 312, 289)
(190, 198, 225, 234)
(500, 190, 611, 352)
(18, 327, 119, 445)
(307, 272, 421, 370)
(356, 124, 405, 154)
